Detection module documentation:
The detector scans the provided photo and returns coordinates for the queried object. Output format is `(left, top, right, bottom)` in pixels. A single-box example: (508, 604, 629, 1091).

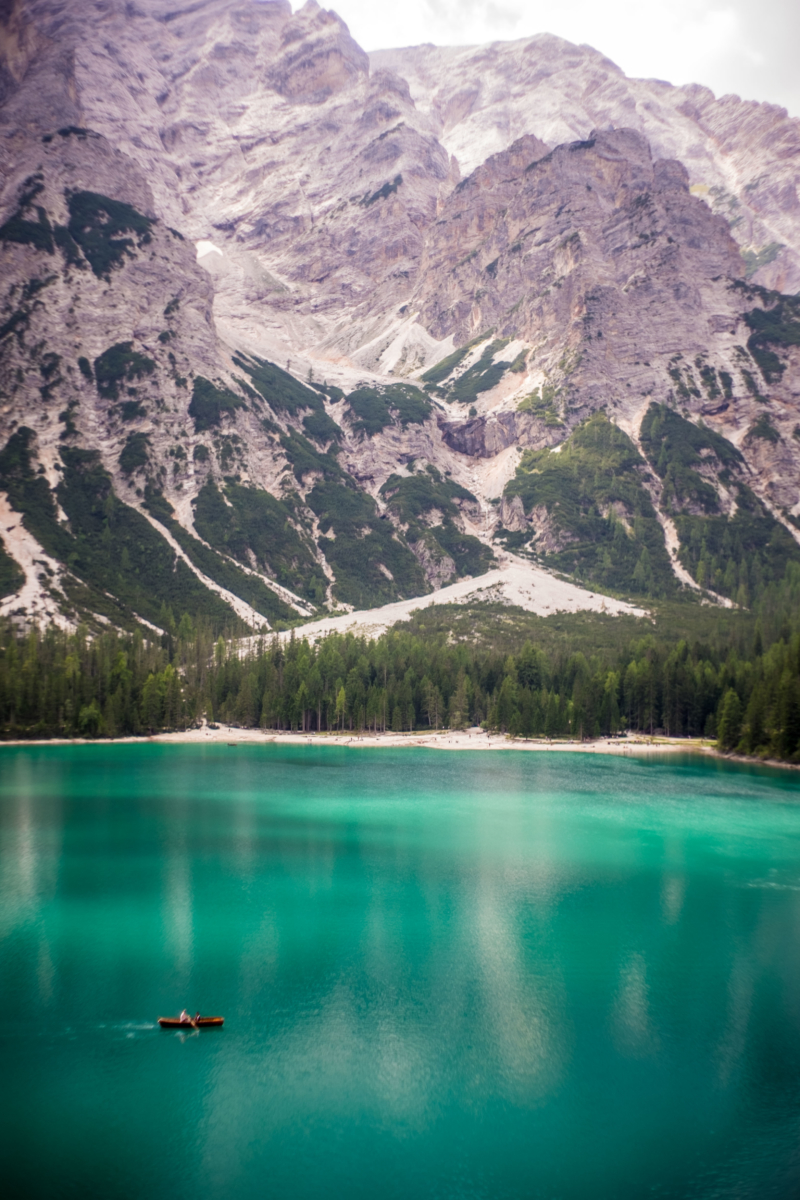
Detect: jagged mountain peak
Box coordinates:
(373, 34, 800, 295)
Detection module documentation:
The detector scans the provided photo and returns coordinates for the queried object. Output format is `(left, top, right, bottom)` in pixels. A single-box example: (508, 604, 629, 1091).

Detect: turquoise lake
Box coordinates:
(1, 745, 800, 1198)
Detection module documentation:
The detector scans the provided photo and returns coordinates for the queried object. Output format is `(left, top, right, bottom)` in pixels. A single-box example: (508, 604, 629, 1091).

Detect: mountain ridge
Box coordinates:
(0, 0, 799, 635)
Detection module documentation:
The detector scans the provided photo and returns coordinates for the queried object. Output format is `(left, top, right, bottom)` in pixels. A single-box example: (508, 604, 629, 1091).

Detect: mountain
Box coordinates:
(0, 0, 798, 635)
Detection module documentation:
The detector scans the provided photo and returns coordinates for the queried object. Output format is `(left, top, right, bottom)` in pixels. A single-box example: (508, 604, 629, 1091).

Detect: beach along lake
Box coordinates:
(1, 744, 799, 1198)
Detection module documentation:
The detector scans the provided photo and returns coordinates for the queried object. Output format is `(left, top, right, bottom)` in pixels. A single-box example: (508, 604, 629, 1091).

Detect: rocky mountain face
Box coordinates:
(374, 35, 800, 295)
(0, 0, 799, 633)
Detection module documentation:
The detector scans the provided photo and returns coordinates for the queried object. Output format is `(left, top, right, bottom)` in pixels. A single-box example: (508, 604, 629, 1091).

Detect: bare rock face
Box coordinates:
(0, 0, 453, 365)
(410, 127, 800, 518)
(0, 129, 222, 484)
(414, 128, 741, 354)
(440, 410, 560, 459)
(373, 35, 800, 294)
(498, 495, 526, 533)
(409, 533, 456, 590)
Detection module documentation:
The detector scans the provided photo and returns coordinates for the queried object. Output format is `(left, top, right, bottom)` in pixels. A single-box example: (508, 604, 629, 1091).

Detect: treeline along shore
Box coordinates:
(1, 562, 799, 763)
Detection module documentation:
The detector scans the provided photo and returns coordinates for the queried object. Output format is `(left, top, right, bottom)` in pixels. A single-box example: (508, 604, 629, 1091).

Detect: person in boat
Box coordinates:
(179, 1009, 191, 1024)
(194, 1012, 200, 1024)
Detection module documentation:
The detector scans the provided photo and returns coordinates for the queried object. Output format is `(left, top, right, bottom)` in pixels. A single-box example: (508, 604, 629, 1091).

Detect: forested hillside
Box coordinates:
(1, 561, 798, 761)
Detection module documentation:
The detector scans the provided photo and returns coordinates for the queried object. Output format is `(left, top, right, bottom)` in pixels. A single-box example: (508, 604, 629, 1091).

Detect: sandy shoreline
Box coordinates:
(0, 723, 763, 762)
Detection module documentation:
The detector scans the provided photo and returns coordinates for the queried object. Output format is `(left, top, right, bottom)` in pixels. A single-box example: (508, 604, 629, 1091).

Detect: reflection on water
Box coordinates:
(717, 953, 754, 1088)
(1, 745, 800, 1199)
(164, 844, 194, 983)
(612, 952, 658, 1058)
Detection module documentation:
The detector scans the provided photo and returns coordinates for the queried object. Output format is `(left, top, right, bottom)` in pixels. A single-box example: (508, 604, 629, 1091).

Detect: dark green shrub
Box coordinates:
(0, 176, 55, 253)
(743, 292, 800, 383)
(346, 384, 431, 437)
(747, 414, 780, 443)
(53, 224, 82, 267)
(0, 205, 54, 253)
(280, 431, 343, 483)
(188, 377, 244, 432)
(302, 409, 342, 445)
(421, 330, 494, 385)
(94, 342, 155, 401)
(66, 191, 153, 279)
(231, 354, 323, 417)
(0, 540, 23, 598)
(361, 174, 403, 206)
(119, 433, 150, 474)
(310, 381, 345, 402)
(119, 400, 146, 422)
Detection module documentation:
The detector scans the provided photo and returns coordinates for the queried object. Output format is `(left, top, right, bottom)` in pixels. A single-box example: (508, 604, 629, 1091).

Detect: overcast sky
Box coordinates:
(321, 0, 799, 117)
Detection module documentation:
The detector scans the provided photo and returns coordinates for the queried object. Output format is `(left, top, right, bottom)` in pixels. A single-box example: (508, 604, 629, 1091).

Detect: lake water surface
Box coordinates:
(1, 745, 800, 1199)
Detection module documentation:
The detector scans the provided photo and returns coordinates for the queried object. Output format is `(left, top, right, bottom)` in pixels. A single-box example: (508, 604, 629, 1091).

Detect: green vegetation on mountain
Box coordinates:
(640, 403, 800, 602)
(193, 478, 326, 605)
(0, 540, 24, 599)
(272, 431, 425, 604)
(747, 413, 780, 443)
(421, 330, 493, 385)
(65, 190, 153, 279)
(120, 400, 146, 421)
(94, 342, 155, 401)
(280, 430, 343, 483)
(188, 376, 245, 432)
(0, 428, 237, 631)
(505, 412, 675, 597)
(380, 467, 493, 580)
(742, 288, 800, 383)
(232, 353, 324, 418)
(0, 276, 57, 347)
(742, 241, 784, 279)
(142, 488, 294, 626)
(0, 174, 54, 253)
(306, 478, 427, 608)
(302, 409, 342, 445)
(516, 385, 563, 426)
(449, 338, 513, 403)
(361, 174, 403, 207)
(675, 488, 798, 604)
(345, 384, 431, 437)
(640, 403, 740, 513)
(309, 380, 345, 402)
(118, 432, 149, 475)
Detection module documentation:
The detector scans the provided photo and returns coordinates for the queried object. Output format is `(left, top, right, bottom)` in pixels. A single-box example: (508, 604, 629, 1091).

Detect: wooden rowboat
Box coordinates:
(158, 1016, 224, 1028)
